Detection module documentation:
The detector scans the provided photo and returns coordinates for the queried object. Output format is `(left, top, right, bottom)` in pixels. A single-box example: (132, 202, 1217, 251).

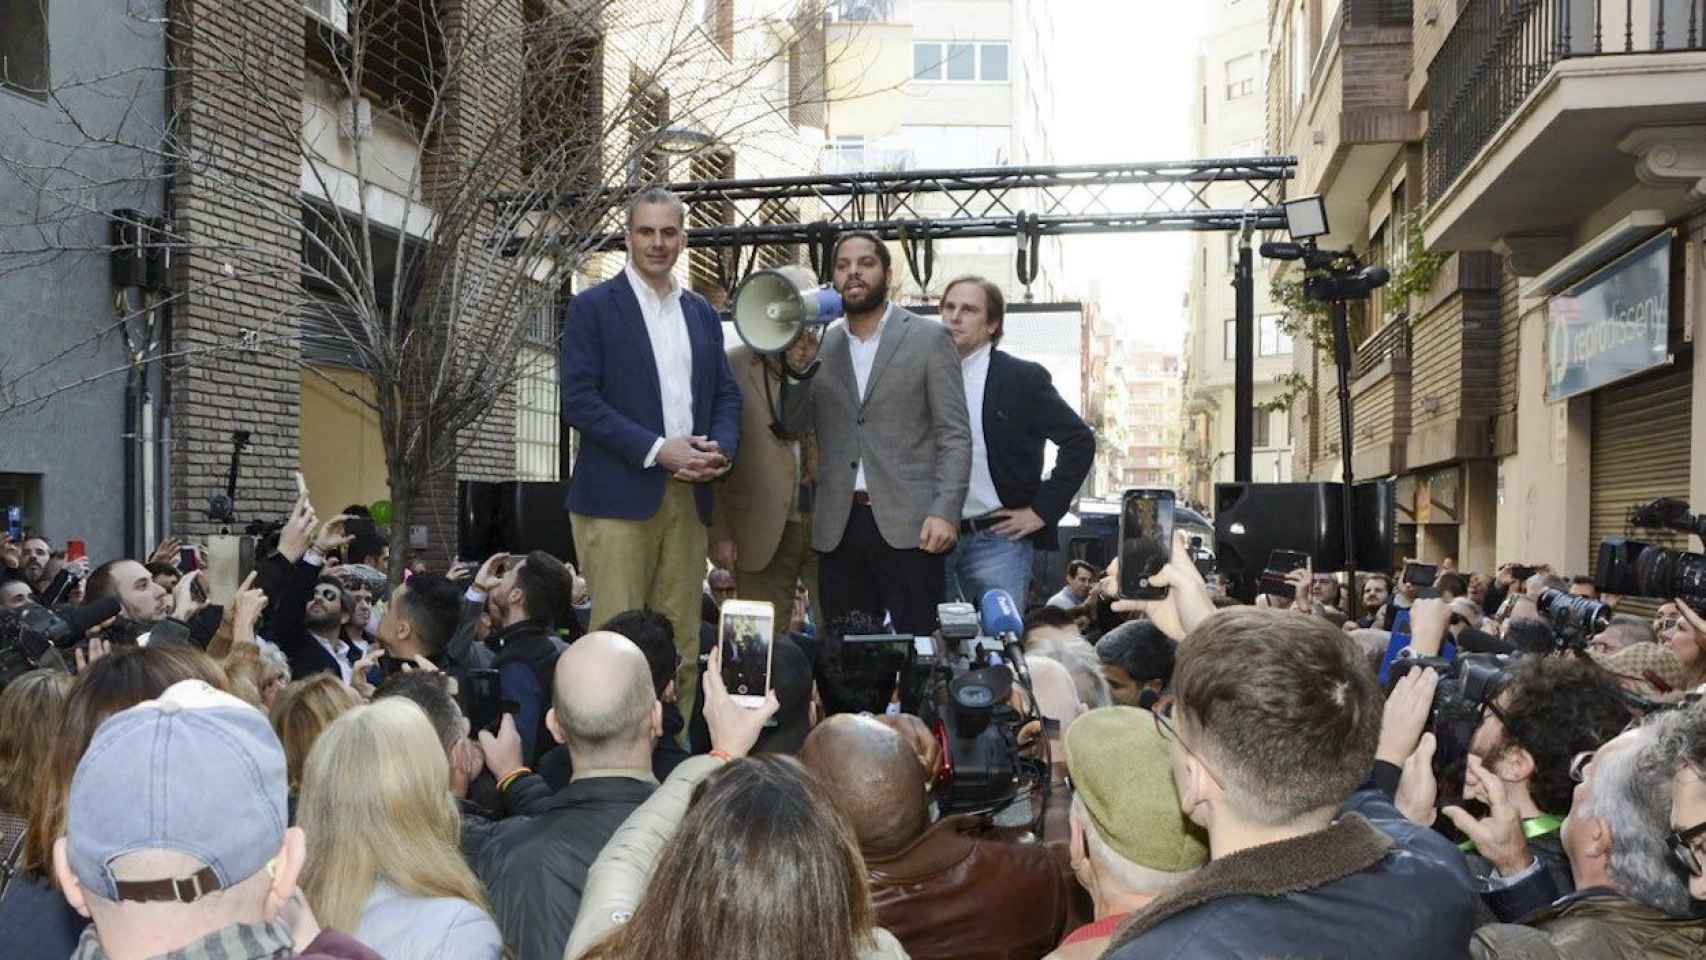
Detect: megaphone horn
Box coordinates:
(731, 265, 845, 355)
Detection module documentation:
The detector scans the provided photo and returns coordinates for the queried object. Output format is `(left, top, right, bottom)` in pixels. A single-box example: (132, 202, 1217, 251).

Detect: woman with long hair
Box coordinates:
(577, 754, 906, 960)
(268, 673, 361, 818)
(297, 697, 501, 959)
(0, 670, 72, 868)
(0, 645, 228, 959)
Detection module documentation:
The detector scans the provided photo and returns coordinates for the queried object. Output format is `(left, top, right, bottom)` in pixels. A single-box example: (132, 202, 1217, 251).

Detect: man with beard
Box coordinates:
(780, 231, 972, 635)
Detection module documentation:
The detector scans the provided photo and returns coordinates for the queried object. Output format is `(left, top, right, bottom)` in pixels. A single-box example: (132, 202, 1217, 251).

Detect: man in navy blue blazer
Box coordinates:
(560, 187, 742, 726)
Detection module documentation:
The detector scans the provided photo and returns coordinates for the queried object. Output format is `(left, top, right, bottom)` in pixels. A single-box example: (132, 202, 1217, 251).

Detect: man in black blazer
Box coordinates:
(939, 276, 1095, 608)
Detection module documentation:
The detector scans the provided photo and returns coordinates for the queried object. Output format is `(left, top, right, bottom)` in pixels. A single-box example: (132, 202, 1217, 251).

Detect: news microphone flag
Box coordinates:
(979, 589, 1024, 639)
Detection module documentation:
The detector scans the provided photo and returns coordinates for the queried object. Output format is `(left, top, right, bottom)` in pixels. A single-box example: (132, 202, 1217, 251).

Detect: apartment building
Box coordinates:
(818, 0, 1064, 303)
(1181, 0, 1296, 509)
(1270, 0, 1706, 582)
(0, 0, 823, 562)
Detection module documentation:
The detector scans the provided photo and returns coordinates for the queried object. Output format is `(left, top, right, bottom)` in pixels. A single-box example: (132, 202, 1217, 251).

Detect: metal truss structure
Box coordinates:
(494, 156, 1296, 288)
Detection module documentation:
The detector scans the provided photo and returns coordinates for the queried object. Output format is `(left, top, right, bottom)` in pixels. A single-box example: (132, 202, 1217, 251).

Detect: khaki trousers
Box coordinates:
(737, 517, 821, 632)
(573, 481, 708, 727)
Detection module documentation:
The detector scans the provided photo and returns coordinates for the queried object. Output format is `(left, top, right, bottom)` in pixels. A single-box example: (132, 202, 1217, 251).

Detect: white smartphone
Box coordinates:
(718, 599, 776, 709)
(295, 471, 309, 498)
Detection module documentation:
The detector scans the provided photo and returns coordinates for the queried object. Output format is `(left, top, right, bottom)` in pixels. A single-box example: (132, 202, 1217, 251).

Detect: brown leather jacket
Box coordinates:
(866, 814, 1088, 960)
(1470, 888, 1706, 959)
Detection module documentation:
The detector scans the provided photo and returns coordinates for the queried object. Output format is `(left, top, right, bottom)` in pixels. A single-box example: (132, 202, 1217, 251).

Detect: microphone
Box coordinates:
(979, 589, 1024, 640)
(1258, 241, 1308, 261)
(63, 596, 124, 642)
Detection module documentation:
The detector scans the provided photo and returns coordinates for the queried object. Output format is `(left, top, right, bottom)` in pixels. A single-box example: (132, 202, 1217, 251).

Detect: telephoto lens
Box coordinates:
(1635, 544, 1706, 613)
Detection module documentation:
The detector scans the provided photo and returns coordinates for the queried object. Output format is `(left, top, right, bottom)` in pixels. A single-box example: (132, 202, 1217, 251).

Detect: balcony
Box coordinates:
(1424, 0, 1706, 256)
(1278, 0, 1425, 250)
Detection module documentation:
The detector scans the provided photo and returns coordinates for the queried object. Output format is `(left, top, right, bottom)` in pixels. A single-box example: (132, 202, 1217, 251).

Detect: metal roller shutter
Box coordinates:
(1588, 365, 1693, 618)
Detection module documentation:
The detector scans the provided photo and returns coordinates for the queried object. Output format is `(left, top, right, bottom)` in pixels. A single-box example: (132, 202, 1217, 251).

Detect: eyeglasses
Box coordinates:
(1569, 750, 1595, 784)
(1153, 707, 1224, 790)
(312, 585, 342, 604)
(1668, 820, 1706, 878)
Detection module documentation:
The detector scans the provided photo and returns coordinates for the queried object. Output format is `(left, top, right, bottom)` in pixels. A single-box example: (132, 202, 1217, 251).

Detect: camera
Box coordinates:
(1594, 496, 1706, 613)
(839, 597, 1046, 817)
(1390, 652, 1513, 802)
(1531, 588, 1613, 653)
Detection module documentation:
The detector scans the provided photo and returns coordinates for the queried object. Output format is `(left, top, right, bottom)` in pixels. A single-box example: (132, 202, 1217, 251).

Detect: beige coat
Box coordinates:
(708, 346, 807, 573)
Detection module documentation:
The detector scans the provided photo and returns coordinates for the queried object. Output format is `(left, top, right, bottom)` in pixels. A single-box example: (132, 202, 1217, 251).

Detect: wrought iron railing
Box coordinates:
(1346, 0, 1414, 28)
(1426, 0, 1706, 201)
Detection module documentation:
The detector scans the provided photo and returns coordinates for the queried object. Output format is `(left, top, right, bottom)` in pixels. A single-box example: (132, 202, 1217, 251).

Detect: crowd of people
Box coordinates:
(3, 191, 1706, 960)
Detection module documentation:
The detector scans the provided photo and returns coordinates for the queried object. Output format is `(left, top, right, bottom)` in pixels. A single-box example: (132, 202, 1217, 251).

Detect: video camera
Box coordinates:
(1390, 651, 1514, 802)
(1595, 497, 1706, 614)
(0, 596, 123, 688)
(839, 590, 1047, 817)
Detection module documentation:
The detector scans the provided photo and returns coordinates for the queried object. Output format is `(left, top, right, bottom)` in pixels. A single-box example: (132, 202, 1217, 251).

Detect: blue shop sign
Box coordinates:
(1545, 231, 1674, 403)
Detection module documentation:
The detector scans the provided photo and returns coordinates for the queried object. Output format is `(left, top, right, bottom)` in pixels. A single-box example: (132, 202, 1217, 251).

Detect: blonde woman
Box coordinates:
(269, 674, 362, 820)
(298, 698, 502, 960)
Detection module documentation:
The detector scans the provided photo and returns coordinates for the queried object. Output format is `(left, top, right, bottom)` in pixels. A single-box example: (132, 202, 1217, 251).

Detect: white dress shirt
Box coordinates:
(625, 261, 695, 468)
(960, 343, 1001, 519)
(846, 305, 891, 493)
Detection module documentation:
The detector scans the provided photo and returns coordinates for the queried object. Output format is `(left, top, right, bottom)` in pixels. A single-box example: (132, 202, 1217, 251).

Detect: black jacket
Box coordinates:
(256, 552, 345, 681)
(1104, 789, 1477, 960)
(979, 350, 1095, 549)
(488, 619, 564, 765)
(474, 774, 656, 960)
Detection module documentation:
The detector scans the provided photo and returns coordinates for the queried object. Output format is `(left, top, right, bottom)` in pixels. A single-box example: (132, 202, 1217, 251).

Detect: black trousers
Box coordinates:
(818, 503, 945, 638)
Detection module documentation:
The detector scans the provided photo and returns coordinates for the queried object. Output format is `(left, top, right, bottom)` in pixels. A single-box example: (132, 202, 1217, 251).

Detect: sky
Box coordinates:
(1044, 2, 1207, 354)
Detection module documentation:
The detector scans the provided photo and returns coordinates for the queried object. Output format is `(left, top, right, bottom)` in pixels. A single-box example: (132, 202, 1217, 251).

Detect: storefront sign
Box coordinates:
(1546, 232, 1673, 402)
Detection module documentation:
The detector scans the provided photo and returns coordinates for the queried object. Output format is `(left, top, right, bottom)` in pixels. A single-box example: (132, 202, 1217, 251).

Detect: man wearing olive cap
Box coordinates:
(1047, 706, 1208, 960)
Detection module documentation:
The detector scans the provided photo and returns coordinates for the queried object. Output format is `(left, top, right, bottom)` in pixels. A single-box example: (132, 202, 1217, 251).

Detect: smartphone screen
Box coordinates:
(1118, 489, 1173, 600)
(719, 600, 776, 707)
(179, 546, 199, 572)
(1259, 549, 1311, 600)
(1403, 562, 1438, 587)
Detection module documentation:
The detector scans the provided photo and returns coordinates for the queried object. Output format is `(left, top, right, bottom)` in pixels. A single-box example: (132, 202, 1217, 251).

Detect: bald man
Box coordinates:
(801, 715, 1086, 960)
(475, 632, 660, 960)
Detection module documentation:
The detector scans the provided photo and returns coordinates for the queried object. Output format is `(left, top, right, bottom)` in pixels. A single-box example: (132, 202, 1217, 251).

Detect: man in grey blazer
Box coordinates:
(780, 231, 972, 637)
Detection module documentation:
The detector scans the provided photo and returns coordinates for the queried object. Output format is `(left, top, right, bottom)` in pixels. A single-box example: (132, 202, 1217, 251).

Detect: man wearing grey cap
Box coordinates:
(50, 679, 381, 960)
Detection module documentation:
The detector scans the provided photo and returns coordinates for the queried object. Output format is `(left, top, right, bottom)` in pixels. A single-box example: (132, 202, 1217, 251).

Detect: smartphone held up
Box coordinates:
(1118, 489, 1174, 601)
(718, 599, 776, 709)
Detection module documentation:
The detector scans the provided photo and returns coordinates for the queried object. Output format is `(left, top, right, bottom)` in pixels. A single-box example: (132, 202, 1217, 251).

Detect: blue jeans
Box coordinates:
(946, 529, 1034, 608)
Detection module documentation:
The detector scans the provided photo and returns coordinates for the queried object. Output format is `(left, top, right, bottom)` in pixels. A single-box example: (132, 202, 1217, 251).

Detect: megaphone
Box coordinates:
(731, 265, 845, 354)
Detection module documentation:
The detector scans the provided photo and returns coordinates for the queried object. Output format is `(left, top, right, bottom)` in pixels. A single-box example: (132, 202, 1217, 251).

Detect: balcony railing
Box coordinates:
(1426, 0, 1706, 201)
(1353, 317, 1412, 379)
(1346, 0, 1414, 28)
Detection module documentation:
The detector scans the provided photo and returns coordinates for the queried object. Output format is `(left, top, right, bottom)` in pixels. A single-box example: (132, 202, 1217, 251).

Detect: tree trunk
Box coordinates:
(387, 470, 413, 584)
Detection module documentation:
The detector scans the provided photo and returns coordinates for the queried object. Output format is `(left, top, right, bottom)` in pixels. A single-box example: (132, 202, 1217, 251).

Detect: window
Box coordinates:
(913, 42, 943, 80)
(1254, 409, 1272, 448)
(515, 343, 561, 482)
(1290, 0, 1309, 108)
(1, 0, 50, 97)
(1259, 314, 1291, 355)
(702, 0, 734, 56)
(1224, 318, 1237, 361)
(913, 41, 1008, 82)
(945, 43, 976, 80)
(1225, 53, 1256, 100)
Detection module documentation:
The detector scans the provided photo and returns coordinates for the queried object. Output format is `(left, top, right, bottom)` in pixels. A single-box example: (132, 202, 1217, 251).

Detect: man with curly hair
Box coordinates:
(1458, 656, 1634, 900)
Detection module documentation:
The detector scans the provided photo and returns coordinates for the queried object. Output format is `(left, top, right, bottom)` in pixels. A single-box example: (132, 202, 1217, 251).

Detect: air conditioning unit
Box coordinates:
(337, 96, 372, 142)
(305, 0, 349, 35)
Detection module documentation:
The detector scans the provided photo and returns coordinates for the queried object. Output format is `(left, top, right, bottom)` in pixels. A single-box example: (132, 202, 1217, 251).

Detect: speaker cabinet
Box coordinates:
(1213, 479, 1396, 598)
(457, 480, 576, 566)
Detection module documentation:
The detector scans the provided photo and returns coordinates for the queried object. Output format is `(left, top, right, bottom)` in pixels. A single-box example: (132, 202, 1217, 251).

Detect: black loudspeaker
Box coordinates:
(1214, 479, 1397, 597)
(457, 481, 576, 567)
